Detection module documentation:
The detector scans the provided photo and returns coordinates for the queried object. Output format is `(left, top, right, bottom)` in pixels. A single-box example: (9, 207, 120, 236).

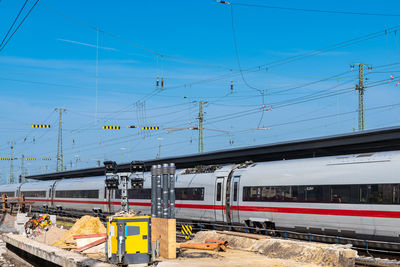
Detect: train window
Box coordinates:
(233, 182, 238, 202)
(330, 185, 352, 203)
(176, 188, 204, 201)
(394, 185, 400, 204)
(55, 190, 99, 199)
(216, 183, 222, 201)
(115, 189, 151, 199)
(243, 184, 400, 204)
(304, 186, 323, 202)
(21, 191, 46, 198)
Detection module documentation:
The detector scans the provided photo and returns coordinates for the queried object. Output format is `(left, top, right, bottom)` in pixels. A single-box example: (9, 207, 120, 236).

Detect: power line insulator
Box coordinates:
(230, 80, 233, 93)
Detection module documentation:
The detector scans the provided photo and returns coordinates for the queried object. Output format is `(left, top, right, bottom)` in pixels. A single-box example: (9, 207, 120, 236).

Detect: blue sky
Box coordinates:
(1, 0, 400, 182)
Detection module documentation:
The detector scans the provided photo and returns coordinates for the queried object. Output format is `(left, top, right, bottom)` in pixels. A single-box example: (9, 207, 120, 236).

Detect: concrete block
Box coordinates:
(49, 215, 56, 225)
(2, 233, 116, 267)
(14, 213, 30, 235)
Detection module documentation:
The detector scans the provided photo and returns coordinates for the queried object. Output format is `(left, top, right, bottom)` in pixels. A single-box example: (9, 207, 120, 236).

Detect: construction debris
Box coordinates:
(1, 194, 33, 214)
(190, 231, 357, 267)
(74, 233, 107, 253)
(179, 241, 227, 252)
(215, 230, 270, 240)
(53, 215, 106, 246)
(205, 238, 229, 247)
(34, 226, 68, 245)
(76, 237, 106, 253)
(24, 214, 52, 236)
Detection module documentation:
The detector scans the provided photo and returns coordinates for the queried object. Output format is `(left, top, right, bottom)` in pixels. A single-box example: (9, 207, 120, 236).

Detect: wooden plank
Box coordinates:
(151, 217, 176, 259)
(76, 237, 106, 252)
(76, 236, 105, 248)
(73, 233, 107, 239)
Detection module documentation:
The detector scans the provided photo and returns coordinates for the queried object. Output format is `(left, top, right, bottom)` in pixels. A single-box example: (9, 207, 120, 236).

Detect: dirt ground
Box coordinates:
(34, 226, 68, 245)
(158, 248, 321, 267)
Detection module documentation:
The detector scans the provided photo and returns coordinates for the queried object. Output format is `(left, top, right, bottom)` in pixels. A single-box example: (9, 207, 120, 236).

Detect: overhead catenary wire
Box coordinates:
(30, 72, 392, 160)
(38, 4, 232, 72)
(0, 0, 40, 52)
(29, 74, 395, 161)
(38, 1, 400, 111)
(0, 0, 29, 48)
(228, 2, 400, 17)
(28, 100, 400, 167)
(7, 3, 400, 173)
(8, 63, 394, 166)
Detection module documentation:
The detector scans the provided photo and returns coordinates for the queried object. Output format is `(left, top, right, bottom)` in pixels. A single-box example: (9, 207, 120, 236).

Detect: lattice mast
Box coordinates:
(56, 108, 66, 172)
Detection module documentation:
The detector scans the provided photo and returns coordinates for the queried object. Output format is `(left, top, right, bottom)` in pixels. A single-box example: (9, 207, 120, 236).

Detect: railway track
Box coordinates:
(25, 208, 400, 266)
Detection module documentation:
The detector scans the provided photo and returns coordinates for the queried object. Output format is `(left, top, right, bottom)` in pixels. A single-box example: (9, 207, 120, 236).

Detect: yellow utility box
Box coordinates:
(106, 216, 151, 265)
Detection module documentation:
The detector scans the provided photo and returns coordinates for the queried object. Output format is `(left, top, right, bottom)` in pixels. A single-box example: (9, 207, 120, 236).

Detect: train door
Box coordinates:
(214, 177, 225, 222)
(231, 176, 240, 223)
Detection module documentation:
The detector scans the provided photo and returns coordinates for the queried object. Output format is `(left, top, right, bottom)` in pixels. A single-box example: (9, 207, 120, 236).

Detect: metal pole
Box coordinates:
(162, 163, 169, 218)
(21, 154, 25, 182)
(151, 165, 157, 217)
(169, 163, 176, 219)
(156, 165, 162, 218)
(350, 63, 372, 131)
(121, 175, 129, 213)
(9, 141, 15, 184)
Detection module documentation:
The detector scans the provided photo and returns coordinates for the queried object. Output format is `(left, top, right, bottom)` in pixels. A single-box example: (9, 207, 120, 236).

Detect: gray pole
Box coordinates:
(162, 163, 169, 218)
(21, 154, 25, 182)
(121, 175, 129, 213)
(151, 165, 157, 217)
(169, 163, 176, 219)
(156, 165, 162, 218)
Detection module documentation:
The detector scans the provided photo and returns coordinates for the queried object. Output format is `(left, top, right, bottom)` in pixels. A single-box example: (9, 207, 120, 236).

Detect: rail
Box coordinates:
(23, 207, 400, 263)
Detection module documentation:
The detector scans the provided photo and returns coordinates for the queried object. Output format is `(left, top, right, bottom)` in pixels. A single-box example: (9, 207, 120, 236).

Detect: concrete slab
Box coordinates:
(14, 213, 30, 235)
(2, 233, 115, 267)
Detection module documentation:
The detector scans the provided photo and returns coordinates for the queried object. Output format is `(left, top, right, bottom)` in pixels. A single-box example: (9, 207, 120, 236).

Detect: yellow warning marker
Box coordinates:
(102, 126, 120, 130)
(142, 126, 159, 130)
(0, 158, 10, 160)
(26, 158, 36, 161)
(41, 158, 51, 161)
(32, 124, 50, 128)
(181, 224, 192, 239)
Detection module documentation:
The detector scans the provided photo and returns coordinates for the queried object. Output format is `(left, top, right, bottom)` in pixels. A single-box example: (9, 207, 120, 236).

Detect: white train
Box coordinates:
(1, 150, 399, 247)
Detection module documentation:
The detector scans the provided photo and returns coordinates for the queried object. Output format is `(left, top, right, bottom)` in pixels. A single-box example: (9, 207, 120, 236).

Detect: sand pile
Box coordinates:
(35, 226, 68, 245)
(190, 231, 357, 267)
(53, 215, 106, 246)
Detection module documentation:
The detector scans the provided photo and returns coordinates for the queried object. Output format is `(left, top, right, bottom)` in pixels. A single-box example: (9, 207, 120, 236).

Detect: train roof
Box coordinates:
(26, 126, 400, 181)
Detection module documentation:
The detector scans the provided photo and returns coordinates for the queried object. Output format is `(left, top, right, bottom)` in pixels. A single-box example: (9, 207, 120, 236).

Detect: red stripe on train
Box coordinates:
(26, 198, 400, 218)
(231, 206, 400, 218)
